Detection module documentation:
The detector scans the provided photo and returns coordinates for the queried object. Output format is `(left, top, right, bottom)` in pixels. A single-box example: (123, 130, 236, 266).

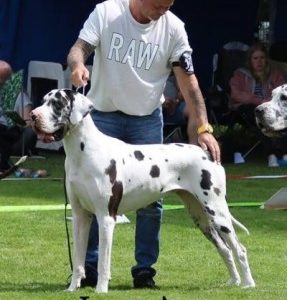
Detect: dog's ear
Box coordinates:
(63, 90, 94, 125)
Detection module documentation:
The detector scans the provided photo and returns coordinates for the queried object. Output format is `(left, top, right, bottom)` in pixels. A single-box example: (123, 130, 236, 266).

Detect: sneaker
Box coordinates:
(268, 154, 279, 167)
(282, 154, 287, 161)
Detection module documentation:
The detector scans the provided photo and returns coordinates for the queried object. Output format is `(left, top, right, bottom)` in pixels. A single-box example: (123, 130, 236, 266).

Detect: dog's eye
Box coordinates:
(281, 94, 287, 101)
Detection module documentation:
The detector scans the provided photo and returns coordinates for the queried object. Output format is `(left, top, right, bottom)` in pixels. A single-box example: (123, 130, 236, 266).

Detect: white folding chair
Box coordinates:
(27, 60, 67, 103)
(27, 61, 67, 151)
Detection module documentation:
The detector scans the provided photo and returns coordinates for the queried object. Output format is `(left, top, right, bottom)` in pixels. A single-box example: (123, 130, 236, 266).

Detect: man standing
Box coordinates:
(67, 0, 220, 289)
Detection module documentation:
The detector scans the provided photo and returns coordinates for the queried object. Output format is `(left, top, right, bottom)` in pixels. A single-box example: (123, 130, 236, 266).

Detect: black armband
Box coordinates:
(172, 51, 194, 75)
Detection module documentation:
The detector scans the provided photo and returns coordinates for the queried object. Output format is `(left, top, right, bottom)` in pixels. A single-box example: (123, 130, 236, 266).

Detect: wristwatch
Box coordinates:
(197, 123, 213, 135)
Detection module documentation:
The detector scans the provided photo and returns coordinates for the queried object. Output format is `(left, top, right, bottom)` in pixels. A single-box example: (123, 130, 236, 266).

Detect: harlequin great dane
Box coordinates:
(30, 89, 255, 293)
(255, 84, 287, 137)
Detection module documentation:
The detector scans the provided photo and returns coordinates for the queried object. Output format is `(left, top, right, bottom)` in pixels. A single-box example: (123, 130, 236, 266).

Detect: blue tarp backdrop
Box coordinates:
(2, 0, 284, 94)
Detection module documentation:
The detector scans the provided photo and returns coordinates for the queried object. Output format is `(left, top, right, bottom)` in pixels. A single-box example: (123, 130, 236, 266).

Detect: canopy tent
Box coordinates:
(1, 0, 285, 94)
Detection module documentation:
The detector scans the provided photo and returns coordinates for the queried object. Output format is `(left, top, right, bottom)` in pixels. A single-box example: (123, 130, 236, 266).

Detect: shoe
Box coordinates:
(282, 154, 287, 161)
(80, 266, 97, 288)
(133, 268, 158, 289)
(133, 276, 157, 289)
(80, 276, 97, 288)
(268, 154, 279, 167)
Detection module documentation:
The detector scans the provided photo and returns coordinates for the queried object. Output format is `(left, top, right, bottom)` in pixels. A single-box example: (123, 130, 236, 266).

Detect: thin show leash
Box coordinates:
(64, 85, 86, 281)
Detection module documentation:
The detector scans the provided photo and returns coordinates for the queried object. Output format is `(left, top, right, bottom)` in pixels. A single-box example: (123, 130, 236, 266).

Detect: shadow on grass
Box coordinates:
(0, 282, 66, 293)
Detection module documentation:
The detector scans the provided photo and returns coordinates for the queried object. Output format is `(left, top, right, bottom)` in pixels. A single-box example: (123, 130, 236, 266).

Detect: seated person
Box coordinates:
(229, 42, 287, 166)
(0, 61, 37, 172)
(230, 42, 285, 125)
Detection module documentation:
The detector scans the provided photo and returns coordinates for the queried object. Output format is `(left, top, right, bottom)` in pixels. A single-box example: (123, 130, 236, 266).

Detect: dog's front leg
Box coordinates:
(96, 214, 116, 293)
(67, 205, 92, 292)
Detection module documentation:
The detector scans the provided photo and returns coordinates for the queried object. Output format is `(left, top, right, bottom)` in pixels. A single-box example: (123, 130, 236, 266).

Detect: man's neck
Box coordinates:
(129, 0, 150, 24)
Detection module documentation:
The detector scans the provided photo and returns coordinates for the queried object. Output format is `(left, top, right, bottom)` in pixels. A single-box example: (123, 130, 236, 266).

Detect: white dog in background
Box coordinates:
(255, 84, 287, 137)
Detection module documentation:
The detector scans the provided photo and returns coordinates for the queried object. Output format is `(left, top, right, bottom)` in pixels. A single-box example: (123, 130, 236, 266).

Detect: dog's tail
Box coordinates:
(231, 215, 250, 235)
(0, 156, 28, 180)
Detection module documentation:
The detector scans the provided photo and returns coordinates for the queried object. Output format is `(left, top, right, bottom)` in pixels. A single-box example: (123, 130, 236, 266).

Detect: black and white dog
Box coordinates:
(255, 84, 287, 137)
(31, 89, 255, 293)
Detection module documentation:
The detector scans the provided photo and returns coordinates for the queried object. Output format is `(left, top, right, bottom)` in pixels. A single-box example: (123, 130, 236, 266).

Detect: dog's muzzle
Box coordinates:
(30, 112, 67, 142)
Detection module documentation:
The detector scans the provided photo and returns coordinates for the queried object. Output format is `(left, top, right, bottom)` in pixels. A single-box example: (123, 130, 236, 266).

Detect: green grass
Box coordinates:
(0, 152, 287, 299)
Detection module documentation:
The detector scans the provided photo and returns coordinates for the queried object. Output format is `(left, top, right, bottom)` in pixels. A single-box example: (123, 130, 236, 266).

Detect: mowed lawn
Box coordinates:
(0, 151, 286, 300)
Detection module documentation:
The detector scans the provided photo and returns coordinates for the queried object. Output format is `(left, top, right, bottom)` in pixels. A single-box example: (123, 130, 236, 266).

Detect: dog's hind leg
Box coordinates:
(67, 199, 92, 291)
(177, 191, 241, 286)
(221, 229, 255, 288)
(96, 213, 116, 293)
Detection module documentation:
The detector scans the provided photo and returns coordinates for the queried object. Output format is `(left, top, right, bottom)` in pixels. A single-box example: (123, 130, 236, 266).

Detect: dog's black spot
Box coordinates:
(205, 206, 215, 216)
(165, 159, 168, 162)
(202, 156, 207, 160)
(80, 142, 85, 151)
(108, 181, 123, 220)
(220, 226, 231, 234)
(64, 89, 76, 101)
(105, 159, 117, 183)
(122, 158, 125, 165)
(54, 91, 62, 100)
(175, 144, 184, 147)
(200, 169, 213, 190)
(213, 187, 220, 196)
(134, 150, 144, 161)
(150, 165, 160, 178)
(177, 176, 181, 181)
(203, 191, 208, 196)
(160, 187, 163, 192)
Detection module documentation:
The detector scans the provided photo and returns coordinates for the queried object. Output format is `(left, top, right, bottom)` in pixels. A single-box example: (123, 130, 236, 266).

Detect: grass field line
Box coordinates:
(0, 202, 263, 212)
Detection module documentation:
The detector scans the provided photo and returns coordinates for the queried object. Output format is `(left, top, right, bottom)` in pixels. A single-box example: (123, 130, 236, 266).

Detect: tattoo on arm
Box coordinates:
(187, 87, 208, 124)
(67, 38, 95, 69)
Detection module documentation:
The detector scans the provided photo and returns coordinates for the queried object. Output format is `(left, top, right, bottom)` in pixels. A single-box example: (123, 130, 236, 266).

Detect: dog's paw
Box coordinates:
(96, 280, 109, 293)
(66, 278, 81, 292)
(226, 277, 241, 286)
(241, 280, 256, 289)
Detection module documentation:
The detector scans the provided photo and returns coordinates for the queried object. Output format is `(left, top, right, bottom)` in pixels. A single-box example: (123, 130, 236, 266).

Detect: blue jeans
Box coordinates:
(85, 108, 163, 279)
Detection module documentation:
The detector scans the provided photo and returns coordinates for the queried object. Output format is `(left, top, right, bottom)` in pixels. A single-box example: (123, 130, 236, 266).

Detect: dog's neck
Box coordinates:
(63, 114, 104, 158)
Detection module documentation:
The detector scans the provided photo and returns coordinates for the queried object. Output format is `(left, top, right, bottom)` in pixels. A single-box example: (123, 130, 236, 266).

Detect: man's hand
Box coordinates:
(198, 133, 221, 163)
(70, 63, 90, 88)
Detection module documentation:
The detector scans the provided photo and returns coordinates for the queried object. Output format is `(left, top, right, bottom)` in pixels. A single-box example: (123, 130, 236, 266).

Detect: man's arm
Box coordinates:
(67, 38, 95, 87)
(173, 66, 221, 162)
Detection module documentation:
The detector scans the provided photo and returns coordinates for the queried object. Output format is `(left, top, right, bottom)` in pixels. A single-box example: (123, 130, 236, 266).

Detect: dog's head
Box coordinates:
(255, 84, 287, 137)
(30, 89, 94, 142)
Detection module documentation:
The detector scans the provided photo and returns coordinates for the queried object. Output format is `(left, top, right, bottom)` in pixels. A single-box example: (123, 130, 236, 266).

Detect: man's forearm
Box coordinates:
(67, 38, 95, 70)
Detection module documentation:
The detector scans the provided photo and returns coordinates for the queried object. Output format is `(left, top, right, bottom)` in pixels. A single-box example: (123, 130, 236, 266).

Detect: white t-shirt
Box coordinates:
(79, 0, 192, 116)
